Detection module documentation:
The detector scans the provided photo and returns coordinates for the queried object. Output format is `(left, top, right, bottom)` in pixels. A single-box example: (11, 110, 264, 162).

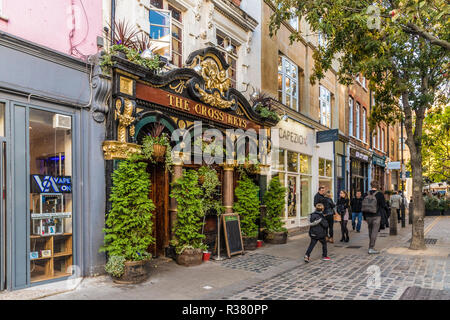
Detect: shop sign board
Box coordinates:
(350, 149, 370, 162)
(372, 154, 386, 167)
(316, 129, 339, 143)
(221, 214, 244, 258)
(31, 175, 72, 193)
(272, 119, 315, 155)
(387, 161, 401, 170)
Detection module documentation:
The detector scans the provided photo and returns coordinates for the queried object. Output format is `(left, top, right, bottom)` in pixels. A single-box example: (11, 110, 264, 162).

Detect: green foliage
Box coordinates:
(170, 170, 207, 254)
(198, 166, 224, 216)
(101, 44, 161, 74)
(439, 198, 450, 211)
(142, 133, 173, 172)
(233, 173, 260, 237)
(422, 105, 450, 182)
(424, 196, 440, 211)
(254, 103, 280, 122)
(100, 155, 155, 262)
(104, 256, 126, 278)
(236, 155, 260, 176)
(263, 176, 287, 233)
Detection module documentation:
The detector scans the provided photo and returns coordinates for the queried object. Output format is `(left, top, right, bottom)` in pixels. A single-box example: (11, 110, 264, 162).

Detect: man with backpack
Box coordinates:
(362, 181, 387, 254)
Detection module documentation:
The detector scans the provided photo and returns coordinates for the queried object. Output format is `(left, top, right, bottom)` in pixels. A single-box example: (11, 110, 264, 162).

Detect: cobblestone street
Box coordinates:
(1, 216, 448, 300)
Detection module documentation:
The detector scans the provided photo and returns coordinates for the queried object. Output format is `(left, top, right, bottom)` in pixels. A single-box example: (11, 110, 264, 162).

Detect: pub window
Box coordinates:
(319, 86, 331, 127)
(355, 102, 360, 139)
(278, 55, 299, 111)
(216, 33, 238, 89)
(348, 97, 353, 137)
(169, 5, 183, 67)
(149, 6, 172, 61)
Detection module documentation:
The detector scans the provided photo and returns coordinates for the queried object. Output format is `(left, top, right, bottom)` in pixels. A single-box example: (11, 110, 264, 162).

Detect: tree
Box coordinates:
(269, 0, 449, 249)
(422, 104, 450, 182)
(263, 176, 287, 233)
(233, 173, 260, 237)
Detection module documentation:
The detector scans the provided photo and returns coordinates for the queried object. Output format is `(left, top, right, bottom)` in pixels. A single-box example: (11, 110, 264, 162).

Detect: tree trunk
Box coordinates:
(403, 96, 426, 250)
(409, 155, 426, 250)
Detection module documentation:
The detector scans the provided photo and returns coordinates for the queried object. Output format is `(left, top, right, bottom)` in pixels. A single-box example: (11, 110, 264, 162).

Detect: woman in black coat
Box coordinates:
(324, 191, 336, 243)
(337, 190, 350, 242)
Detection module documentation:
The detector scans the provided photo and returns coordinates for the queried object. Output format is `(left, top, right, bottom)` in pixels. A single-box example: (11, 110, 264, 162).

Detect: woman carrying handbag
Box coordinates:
(337, 190, 350, 242)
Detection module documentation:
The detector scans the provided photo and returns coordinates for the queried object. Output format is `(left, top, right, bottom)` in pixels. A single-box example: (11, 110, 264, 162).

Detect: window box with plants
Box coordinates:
(100, 155, 155, 284)
(100, 20, 164, 75)
(170, 170, 208, 266)
(233, 172, 260, 250)
(262, 176, 288, 244)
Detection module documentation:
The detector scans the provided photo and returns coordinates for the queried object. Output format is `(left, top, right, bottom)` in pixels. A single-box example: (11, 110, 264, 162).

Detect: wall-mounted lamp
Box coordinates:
(282, 113, 289, 122)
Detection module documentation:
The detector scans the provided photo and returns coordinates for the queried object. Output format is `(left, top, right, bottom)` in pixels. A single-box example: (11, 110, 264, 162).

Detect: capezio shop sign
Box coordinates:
(31, 175, 72, 193)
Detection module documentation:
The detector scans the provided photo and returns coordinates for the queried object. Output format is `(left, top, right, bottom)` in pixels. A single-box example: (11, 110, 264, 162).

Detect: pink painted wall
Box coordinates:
(0, 0, 103, 59)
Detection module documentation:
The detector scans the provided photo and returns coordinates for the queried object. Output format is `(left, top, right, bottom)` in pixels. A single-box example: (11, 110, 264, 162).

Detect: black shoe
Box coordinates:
(340, 238, 344, 242)
(345, 237, 349, 242)
(356, 230, 360, 233)
(352, 225, 355, 231)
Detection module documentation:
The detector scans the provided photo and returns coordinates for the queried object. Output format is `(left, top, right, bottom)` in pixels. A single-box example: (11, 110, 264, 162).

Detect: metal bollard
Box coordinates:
(409, 202, 413, 225)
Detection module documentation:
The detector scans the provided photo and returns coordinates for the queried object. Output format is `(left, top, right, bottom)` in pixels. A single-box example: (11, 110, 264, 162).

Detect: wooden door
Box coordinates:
(148, 163, 169, 257)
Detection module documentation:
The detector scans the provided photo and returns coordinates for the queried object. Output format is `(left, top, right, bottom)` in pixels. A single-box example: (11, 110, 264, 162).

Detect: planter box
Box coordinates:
(243, 236, 257, 251)
(442, 210, 450, 216)
(263, 230, 288, 244)
(425, 209, 441, 216)
(176, 248, 203, 267)
(112, 260, 150, 284)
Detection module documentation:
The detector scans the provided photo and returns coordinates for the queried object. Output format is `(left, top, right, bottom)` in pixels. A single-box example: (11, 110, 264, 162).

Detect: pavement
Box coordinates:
(1, 215, 449, 300)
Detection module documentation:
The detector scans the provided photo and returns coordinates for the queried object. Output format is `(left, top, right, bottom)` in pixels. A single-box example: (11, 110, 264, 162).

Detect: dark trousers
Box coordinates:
(325, 215, 334, 238)
(340, 219, 349, 240)
(305, 238, 327, 257)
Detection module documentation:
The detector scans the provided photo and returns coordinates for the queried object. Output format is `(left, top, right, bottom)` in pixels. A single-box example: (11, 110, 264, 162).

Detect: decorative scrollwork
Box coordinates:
(169, 80, 187, 94)
(115, 98, 135, 143)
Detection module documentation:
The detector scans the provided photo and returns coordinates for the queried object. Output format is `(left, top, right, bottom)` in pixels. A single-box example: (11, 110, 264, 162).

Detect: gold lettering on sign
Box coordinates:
(119, 76, 134, 96)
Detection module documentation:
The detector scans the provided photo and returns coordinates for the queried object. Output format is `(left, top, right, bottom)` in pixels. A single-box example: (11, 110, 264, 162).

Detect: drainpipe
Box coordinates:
(111, 0, 116, 46)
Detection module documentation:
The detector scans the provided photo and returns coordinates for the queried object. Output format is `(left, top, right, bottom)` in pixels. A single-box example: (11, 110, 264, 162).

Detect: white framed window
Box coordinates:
(372, 131, 376, 149)
(377, 126, 380, 149)
(216, 33, 239, 89)
(349, 97, 353, 137)
(319, 86, 331, 127)
(278, 55, 299, 111)
(362, 107, 367, 142)
(381, 128, 385, 152)
(289, 8, 299, 31)
(0, 0, 3, 16)
(149, 7, 172, 61)
(355, 102, 360, 139)
(361, 76, 366, 89)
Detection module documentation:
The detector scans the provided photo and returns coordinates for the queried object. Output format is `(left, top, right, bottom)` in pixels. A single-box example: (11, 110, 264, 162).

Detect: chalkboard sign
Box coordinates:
(222, 213, 244, 258)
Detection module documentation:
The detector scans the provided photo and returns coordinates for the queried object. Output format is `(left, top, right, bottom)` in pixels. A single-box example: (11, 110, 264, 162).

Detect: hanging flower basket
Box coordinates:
(153, 144, 167, 162)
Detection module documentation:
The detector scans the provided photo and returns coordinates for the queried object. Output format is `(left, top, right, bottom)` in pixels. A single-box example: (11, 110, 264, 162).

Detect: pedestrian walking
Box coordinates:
(390, 191, 402, 223)
(337, 190, 350, 242)
(304, 203, 331, 262)
(362, 180, 388, 254)
(313, 186, 328, 208)
(324, 190, 336, 243)
(350, 191, 363, 232)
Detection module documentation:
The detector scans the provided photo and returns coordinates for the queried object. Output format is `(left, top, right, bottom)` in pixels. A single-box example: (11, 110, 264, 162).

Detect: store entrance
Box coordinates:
(148, 163, 169, 258)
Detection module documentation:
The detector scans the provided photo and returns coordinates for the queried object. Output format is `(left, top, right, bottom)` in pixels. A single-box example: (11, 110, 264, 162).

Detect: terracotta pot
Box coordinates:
(153, 144, 167, 161)
(263, 230, 288, 244)
(243, 236, 257, 251)
(111, 260, 150, 284)
(176, 248, 203, 266)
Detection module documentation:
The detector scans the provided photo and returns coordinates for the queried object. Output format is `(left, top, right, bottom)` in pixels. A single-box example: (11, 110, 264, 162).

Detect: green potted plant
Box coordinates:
(142, 127, 173, 172)
(170, 170, 208, 266)
(263, 176, 288, 244)
(233, 172, 260, 250)
(439, 198, 450, 216)
(100, 155, 155, 284)
(425, 196, 441, 216)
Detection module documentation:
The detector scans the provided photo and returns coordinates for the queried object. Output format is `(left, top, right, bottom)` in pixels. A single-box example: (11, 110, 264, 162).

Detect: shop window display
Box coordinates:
(29, 109, 73, 283)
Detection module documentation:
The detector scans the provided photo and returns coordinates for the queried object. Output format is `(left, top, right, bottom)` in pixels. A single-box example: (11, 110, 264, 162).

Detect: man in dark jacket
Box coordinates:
(314, 186, 328, 208)
(362, 181, 388, 254)
(350, 191, 363, 232)
(304, 203, 330, 262)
